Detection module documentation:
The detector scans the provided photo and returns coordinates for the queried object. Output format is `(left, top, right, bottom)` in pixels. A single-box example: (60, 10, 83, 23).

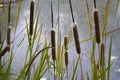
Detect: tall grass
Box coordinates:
(0, 0, 119, 80)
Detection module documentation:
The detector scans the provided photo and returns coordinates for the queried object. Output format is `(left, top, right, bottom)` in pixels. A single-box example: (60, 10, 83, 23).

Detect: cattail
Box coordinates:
(64, 36, 68, 66)
(94, 9, 101, 44)
(30, 0, 34, 36)
(51, 29, 56, 61)
(0, 45, 9, 58)
(7, 26, 11, 45)
(65, 50, 68, 66)
(64, 36, 68, 50)
(7, 26, 11, 51)
(73, 23, 81, 54)
(100, 43, 105, 66)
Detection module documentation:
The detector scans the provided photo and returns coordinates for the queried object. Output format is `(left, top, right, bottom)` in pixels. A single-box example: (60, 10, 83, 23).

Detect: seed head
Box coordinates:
(51, 29, 56, 60)
(94, 9, 101, 44)
(30, 0, 34, 36)
(72, 23, 81, 54)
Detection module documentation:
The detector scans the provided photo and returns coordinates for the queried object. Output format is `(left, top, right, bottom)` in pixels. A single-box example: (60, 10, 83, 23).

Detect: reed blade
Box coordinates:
(114, 0, 120, 21)
(102, 0, 110, 41)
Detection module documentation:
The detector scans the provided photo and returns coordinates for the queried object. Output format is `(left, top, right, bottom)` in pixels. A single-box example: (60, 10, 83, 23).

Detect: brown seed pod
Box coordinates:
(30, 0, 34, 36)
(7, 26, 11, 45)
(100, 43, 105, 66)
(0, 45, 10, 58)
(65, 50, 68, 66)
(73, 23, 81, 54)
(64, 36, 68, 50)
(7, 26, 11, 51)
(94, 9, 101, 44)
(51, 29, 56, 61)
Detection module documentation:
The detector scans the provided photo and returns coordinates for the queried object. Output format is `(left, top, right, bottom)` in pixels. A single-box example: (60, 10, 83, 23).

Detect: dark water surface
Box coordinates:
(0, 0, 120, 80)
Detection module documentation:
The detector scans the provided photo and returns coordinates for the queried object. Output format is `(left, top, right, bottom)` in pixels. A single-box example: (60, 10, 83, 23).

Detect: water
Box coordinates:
(0, 0, 120, 80)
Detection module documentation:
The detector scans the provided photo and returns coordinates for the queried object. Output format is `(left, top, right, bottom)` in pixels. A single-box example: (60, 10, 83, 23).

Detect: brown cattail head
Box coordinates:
(65, 50, 68, 66)
(94, 9, 101, 44)
(7, 26, 11, 51)
(64, 36, 68, 50)
(30, 0, 34, 36)
(0, 45, 9, 58)
(51, 28, 56, 61)
(100, 43, 105, 66)
(72, 23, 81, 54)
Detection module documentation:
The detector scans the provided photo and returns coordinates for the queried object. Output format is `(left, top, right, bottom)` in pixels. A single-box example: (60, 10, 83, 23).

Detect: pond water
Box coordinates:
(0, 0, 120, 80)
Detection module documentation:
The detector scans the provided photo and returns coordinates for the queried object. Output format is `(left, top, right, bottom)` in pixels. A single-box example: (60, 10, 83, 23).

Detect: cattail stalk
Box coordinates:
(51, 29, 56, 61)
(64, 36, 68, 80)
(69, 0, 75, 23)
(79, 55, 84, 80)
(73, 23, 81, 54)
(94, 9, 101, 44)
(7, 26, 11, 51)
(64, 36, 68, 66)
(65, 50, 68, 67)
(94, 0, 96, 8)
(100, 43, 105, 67)
(0, 45, 9, 58)
(51, 29, 56, 80)
(64, 36, 68, 50)
(30, 0, 34, 36)
(69, 0, 83, 79)
(65, 50, 68, 80)
(51, 1, 56, 80)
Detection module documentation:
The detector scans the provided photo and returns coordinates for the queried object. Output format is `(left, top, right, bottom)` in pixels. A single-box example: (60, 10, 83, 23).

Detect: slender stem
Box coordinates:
(98, 44, 101, 77)
(66, 66, 68, 80)
(53, 60, 56, 80)
(79, 54, 84, 80)
(94, 0, 96, 8)
(69, 0, 75, 23)
(51, 0, 54, 28)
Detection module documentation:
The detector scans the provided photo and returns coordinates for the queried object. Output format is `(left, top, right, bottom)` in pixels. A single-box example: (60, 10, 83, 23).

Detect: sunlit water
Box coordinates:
(0, 0, 120, 80)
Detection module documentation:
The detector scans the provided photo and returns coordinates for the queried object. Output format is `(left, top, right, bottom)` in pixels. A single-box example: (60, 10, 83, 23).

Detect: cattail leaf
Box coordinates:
(57, 0, 61, 46)
(26, 47, 51, 76)
(86, 0, 93, 36)
(72, 56, 80, 80)
(14, 0, 22, 34)
(107, 34, 113, 80)
(32, 10, 40, 49)
(114, 0, 120, 21)
(17, 35, 25, 47)
(102, 0, 110, 41)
